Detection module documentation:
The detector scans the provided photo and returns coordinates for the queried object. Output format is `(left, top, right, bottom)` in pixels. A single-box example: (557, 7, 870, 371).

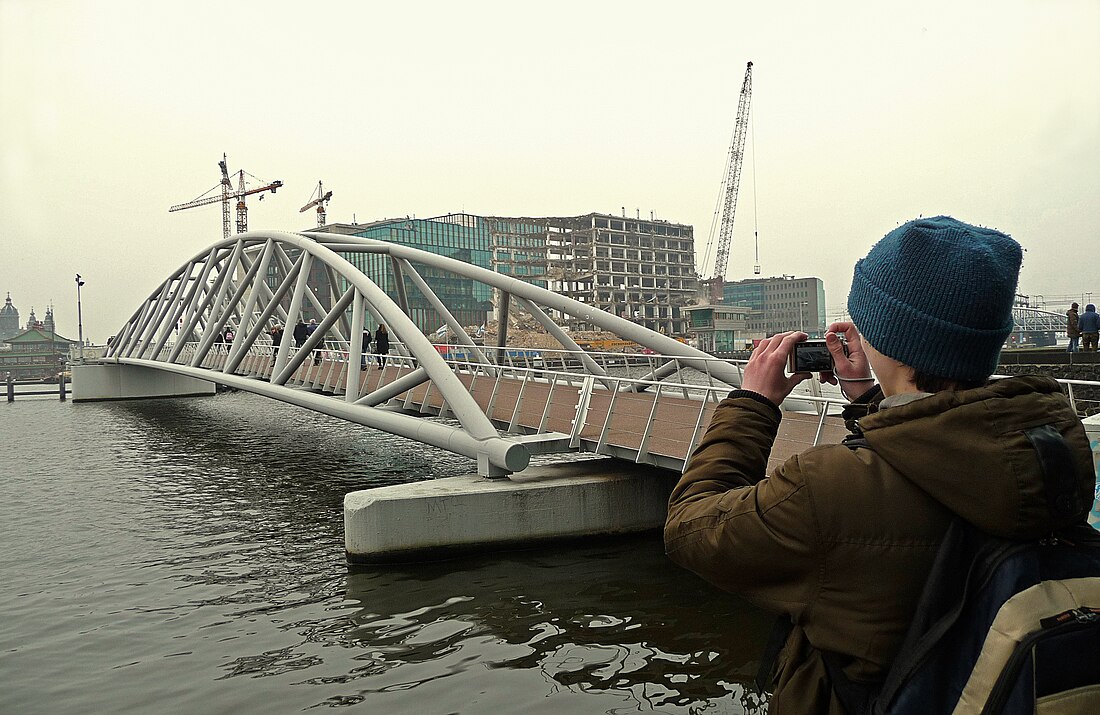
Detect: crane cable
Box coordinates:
(750, 101, 760, 274)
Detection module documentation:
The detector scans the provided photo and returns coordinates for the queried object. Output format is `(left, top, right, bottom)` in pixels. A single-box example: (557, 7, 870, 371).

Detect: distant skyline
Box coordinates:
(2, 0, 1098, 341)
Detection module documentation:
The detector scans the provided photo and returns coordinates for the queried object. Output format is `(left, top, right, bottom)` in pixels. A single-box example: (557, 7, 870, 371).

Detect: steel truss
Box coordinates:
(104, 230, 760, 477)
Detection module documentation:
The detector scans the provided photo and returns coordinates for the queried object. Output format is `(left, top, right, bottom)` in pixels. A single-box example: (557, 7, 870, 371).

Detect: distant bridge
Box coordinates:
(98, 231, 843, 477)
(1011, 306, 1068, 339)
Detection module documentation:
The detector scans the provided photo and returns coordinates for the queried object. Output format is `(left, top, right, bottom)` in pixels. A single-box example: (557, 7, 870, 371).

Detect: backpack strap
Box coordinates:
(872, 519, 1025, 712)
(1023, 424, 1086, 521)
(754, 614, 794, 694)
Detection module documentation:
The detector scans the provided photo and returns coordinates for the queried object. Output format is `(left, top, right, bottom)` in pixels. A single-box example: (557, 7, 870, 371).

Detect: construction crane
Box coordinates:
(703, 61, 755, 305)
(169, 154, 283, 239)
(299, 181, 333, 227)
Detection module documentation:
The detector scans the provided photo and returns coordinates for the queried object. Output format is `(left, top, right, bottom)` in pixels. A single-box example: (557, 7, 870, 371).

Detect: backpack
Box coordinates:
(758, 427, 1100, 714)
(869, 518, 1100, 714)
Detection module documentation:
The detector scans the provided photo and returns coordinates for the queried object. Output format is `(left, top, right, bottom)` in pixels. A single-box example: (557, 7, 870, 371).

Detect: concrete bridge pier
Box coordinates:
(344, 460, 676, 564)
(71, 362, 216, 402)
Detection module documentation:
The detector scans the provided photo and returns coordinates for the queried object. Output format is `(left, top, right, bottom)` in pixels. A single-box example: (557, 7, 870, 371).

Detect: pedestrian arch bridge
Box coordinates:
(84, 230, 843, 481)
(75, 231, 1098, 562)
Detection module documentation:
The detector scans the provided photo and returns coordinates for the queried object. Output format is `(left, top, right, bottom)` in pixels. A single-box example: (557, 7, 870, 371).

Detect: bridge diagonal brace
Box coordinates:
(224, 253, 305, 376)
(514, 296, 613, 389)
(227, 239, 275, 368)
(272, 287, 354, 386)
(396, 257, 496, 376)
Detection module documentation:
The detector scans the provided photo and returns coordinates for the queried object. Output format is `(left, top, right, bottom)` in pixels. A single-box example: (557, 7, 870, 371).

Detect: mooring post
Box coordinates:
(6, 373, 13, 402)
(59, 373, 67, 401)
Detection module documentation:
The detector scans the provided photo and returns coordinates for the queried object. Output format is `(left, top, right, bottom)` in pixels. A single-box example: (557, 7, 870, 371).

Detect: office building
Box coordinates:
(723, 275, 826, 337)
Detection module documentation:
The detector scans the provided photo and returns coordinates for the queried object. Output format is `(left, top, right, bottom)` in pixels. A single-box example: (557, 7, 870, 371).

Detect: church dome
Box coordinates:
(0, 293, 17, 318)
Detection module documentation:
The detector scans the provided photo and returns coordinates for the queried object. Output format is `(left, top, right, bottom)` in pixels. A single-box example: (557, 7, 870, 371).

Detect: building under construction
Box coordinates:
(487, 213, 697, 335)
(315, 212, 698, 336)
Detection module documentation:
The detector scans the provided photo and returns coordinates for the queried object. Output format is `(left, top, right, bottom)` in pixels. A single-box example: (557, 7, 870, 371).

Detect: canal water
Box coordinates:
(1, 391, 773, 714)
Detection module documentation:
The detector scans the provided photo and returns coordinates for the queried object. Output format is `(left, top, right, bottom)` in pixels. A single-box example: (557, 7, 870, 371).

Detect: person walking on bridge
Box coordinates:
(293, 320, 308, 349)
(1079, 303, 1100, 352)
(374, 324, 390, 367)
(306, 319, 320, 365)
(664, 216, 1094, 713)
(1067, 302, 1081, 352)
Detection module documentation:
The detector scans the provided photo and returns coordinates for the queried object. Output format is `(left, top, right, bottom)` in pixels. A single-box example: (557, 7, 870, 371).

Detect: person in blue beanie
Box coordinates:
(1079, 303, 1100, 352)
(665, 216, 1095, 714)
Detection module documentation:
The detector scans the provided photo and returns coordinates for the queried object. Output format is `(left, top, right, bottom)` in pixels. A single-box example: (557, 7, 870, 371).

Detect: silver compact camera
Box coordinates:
(787, 338, 840, 374)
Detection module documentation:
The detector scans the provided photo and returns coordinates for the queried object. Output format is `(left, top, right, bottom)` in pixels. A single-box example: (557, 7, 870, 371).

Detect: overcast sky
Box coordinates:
(2, 0, 1097, 341)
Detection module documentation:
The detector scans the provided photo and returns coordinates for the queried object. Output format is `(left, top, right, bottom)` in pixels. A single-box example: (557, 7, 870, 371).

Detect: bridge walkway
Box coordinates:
(198, 346, 850, 474)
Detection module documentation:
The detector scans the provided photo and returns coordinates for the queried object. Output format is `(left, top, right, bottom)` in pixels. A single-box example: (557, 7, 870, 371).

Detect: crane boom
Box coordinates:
(299, 181, 333, 227)
(169, 179, 284, 212)
(168, 154, 282, 239)
(709, 61, 754, 302)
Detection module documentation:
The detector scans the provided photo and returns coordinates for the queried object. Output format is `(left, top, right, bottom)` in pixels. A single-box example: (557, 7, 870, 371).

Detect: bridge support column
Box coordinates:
(71, 362, 216, 402)
(344, 460, 675, 564)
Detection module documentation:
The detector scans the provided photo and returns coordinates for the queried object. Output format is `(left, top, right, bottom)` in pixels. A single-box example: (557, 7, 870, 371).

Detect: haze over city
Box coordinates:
(2, 0, 1097, 341)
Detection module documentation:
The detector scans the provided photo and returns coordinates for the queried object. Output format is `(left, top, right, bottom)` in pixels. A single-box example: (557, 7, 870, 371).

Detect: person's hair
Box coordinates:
(912, 369, 986, 393)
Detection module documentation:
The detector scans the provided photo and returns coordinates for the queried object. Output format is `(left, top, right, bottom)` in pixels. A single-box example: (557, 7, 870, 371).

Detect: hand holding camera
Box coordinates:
(741, 323, 875, 406)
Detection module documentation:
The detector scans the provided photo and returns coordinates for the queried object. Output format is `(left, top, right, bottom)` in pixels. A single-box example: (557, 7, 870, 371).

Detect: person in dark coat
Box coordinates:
(664, 216, 1095, 713)
(305, 319, 320, 364)
(293, 320, 308, 349)
(269, 324, 283, 364)
(374, 324, 389, 366)
(1067, 302, 1080, 352)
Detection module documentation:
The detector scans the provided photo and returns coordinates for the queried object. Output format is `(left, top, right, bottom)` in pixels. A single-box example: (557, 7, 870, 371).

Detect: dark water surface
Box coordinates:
(1, 392, 772, 714)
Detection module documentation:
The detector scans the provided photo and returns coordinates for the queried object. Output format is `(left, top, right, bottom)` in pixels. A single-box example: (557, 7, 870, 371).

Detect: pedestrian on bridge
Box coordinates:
(374, 324, 389, 367)
(293, 320, 308, 349)
(1067, 302, 1080, 352)
(664, 216, 1094, 713)
(269, 324, 283, 364)
(1080, 303, 1100, 352)
(306, 319, 320, 365)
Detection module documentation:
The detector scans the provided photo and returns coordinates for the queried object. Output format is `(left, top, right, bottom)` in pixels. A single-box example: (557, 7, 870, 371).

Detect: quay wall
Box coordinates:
(996, 360, 1100, 416)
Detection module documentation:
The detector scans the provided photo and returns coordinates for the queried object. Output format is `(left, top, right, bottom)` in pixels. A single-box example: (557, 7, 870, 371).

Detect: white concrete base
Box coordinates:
(344, 459, 676, 564)
(71, 362, 216, 402)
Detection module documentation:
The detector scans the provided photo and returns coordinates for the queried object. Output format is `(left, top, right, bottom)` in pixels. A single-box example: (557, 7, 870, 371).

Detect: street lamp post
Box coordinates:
(75, 274, 85, 364)
(799, 301, 808, 333)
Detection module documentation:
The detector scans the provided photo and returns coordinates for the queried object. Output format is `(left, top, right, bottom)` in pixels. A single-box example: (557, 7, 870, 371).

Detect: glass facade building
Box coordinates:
(334, 214, 494, 334)
(723, 275, 826, 337)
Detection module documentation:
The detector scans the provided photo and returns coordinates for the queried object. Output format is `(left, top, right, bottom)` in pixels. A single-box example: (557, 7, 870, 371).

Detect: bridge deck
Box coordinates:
(207, 350, 849, 473)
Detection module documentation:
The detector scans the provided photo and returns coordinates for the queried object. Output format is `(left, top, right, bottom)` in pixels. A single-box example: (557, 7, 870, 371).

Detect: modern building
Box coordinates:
(318, 215, 495, 333)
(723, 275, 826, 337)
(682, 304, 752, 354)
(315, 211, 699, 336)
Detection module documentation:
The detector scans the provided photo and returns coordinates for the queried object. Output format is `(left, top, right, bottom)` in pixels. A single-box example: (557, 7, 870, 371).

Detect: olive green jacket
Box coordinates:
(664, 375, 1095, 714)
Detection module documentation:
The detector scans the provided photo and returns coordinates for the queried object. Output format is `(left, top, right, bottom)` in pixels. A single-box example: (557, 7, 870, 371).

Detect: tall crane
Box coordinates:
(169, 154, 283, 239)
(704, 61, 755, 305)
(299, 181, 333, 227)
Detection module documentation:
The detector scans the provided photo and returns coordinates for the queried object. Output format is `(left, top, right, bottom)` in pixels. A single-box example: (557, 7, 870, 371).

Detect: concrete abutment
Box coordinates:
(71, 362, 216, 402)
(344, 460, 675, 564)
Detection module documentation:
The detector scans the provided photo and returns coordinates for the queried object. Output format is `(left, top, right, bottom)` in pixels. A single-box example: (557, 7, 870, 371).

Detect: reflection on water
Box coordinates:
(1, 391, 772, 713)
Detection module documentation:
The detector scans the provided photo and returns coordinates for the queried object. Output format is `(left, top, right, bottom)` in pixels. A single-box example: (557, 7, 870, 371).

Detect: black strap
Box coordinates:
(872, 520, 1024, 712)
(822, 651, 880, 715)
(754, 614, 793, 694)
(1024, 424, 1083, 522)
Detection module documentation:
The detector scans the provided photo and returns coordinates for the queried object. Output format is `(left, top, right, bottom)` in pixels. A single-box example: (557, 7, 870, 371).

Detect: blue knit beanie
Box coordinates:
(847, 216, 1022, 382)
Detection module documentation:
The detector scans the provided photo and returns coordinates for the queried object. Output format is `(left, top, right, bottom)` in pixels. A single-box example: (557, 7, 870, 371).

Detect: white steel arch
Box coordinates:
(104, 230, 755, 477)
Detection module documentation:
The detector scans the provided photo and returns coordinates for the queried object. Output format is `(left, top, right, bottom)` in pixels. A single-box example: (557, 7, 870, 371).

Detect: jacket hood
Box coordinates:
(858, 375, 1094, 539)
